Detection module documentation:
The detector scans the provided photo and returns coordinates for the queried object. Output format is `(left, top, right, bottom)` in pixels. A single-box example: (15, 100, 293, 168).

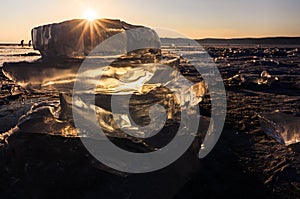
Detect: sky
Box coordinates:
(0, 0, 300, 42)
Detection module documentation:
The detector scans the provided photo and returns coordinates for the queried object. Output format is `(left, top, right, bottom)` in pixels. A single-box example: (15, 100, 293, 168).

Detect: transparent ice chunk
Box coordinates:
(258, 112, 300, 145)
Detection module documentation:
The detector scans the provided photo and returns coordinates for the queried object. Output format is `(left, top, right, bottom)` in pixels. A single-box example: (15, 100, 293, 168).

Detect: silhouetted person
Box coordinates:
(28, 40, 31, 47)
(19, 40, 24, 47)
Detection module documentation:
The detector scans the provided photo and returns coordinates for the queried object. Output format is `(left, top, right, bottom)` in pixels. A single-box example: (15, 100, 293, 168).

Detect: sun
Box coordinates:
(83, 9, 98, 22)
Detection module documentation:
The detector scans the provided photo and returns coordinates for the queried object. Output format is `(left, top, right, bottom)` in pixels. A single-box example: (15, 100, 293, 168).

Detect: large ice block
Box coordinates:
(31, 19, 160, 58)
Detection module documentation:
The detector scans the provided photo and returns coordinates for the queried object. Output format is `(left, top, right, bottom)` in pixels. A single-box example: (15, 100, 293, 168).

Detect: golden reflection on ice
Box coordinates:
(61, 125, 78, 137)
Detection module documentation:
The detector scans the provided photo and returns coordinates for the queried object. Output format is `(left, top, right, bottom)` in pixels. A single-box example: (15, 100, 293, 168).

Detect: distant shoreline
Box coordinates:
(0, 43, 32, 47)
(196, 37, 300, 46)
(163, 36, 300, 46)
(0, 43, 20, 46)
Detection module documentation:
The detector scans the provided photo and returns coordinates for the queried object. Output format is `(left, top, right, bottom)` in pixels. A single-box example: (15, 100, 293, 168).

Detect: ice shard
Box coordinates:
(32, 19, 160, 58)
(258, 112, 300, 145)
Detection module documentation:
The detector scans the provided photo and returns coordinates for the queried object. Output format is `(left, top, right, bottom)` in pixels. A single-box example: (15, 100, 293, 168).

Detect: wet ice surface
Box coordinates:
(0, 44, 299, 132)
(0, 44, 300, 198)
(207, 46, 300, 132)
(200, 45, 300, 198)
(0, 45, 40, 67)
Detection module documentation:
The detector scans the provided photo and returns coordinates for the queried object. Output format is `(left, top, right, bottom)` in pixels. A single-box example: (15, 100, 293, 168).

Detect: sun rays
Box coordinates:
(70, 17, 122, 56)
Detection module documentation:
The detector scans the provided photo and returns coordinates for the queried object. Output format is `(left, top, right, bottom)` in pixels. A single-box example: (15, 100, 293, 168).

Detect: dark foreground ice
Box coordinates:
(0, 44, 299, 198)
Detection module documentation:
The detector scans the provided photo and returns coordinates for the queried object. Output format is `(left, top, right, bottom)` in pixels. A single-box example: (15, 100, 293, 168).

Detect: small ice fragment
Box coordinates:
(258, 112, 300, 145)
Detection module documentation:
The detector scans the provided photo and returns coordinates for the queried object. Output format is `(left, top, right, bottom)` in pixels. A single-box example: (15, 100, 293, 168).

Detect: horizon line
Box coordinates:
(1, 36, 300, 45)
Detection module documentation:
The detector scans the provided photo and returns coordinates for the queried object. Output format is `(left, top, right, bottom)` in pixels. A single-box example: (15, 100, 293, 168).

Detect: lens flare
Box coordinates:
(83, 10, 98, 22)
